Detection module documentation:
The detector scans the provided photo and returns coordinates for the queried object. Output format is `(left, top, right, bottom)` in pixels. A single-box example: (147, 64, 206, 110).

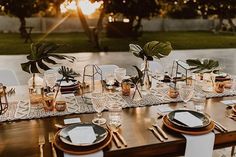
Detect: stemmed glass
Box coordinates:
(230, 75, 236, 94)
(91, 93, 107, 125)
(178, 82, 194, 107)
(114, 68, 126, 90)
(44, 69, 58, 93)
(105, 72, 115, 90)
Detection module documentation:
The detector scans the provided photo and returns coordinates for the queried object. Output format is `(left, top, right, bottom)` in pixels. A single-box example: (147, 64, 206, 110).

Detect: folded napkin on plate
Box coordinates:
(157, 105, 173, 113)
(183, 132, 215, 157)
(174, 112, 203, 127)
(68, 126, 96, 145)
(64, 150, 103, 157)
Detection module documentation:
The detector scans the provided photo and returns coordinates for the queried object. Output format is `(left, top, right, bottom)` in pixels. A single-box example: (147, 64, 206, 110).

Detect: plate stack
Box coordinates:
(163, 110, 215, 135)
(59, 80, 80, 94)
(53, 123, 112, 155)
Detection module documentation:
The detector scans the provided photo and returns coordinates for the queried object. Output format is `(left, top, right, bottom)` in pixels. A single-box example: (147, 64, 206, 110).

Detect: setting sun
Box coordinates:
(60, 0, 102, 15)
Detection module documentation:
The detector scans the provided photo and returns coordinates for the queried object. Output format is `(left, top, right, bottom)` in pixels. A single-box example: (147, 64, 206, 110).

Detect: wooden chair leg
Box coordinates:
(231, 146, 235, 157)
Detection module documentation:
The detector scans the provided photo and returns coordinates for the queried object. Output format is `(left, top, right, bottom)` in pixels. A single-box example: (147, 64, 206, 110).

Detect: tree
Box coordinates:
(0, 0, 49, 38)
(161, 0, 199, 19)
(105, 0, 161, 37)
(196, 0, 236, 32)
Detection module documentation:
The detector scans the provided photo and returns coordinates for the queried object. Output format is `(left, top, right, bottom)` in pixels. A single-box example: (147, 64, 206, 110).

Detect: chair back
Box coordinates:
(0, 69, 20, 86)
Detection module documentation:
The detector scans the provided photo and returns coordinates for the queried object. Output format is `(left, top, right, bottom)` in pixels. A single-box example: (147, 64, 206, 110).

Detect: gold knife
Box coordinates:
(115, 131, 128, 147)
(148, 127, 164, 142)
(152, 123, 168, 139)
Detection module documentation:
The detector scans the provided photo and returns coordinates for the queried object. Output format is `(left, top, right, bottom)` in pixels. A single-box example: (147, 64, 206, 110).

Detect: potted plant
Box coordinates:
(21, 41, 75, 103)
(129, 41, 172, 92)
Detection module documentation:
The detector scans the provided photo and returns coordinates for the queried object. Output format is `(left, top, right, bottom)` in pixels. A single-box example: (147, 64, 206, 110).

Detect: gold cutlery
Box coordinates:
(107, 124, 127, 147)
(148, 127, 164, 142)
(106, 124, 122, 148)
(49, 132, 57, 157)
(152, 123, 168, 139)
(38, 135, 45, 157)
(213, 120, 228, 132)
(115, 131, 128, 147)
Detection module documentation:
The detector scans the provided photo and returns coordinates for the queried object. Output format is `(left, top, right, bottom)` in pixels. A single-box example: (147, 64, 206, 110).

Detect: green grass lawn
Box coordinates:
(0, 31, 236, 55)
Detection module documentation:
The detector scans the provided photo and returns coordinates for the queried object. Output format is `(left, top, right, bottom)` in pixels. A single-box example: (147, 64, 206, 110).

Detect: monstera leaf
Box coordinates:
(143, 41, 172, 59)
(58, 66, 80, 83)
(129, 44, 153, 60)
(129, 41, 172, 61)
(21, 42, 75, 73)
(129, 65, 144, 85)
(186, 59, 219, 73)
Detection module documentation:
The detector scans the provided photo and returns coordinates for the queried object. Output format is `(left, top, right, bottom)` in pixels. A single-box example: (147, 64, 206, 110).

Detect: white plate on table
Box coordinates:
(59, 123, 108, 146)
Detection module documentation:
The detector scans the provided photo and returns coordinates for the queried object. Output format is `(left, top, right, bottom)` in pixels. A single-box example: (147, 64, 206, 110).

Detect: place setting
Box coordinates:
(53, 122, 112, 155)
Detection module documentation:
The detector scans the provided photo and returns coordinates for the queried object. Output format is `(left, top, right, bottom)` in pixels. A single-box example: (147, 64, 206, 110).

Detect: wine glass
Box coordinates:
(91, 93, 107, 125)
(114, 68, 126, 90)
(44, 69, 58, 92)
(105, 72, 115, 90)
(178, 82, 194, 107)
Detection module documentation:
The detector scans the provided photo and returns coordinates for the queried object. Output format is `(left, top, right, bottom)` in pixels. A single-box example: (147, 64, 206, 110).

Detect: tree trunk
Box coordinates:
(216, 17, 224, 32)
(228, 18, 235, 33)
(18, 16, 27, 38)
(76, 0, 102, 49)
(76, 1, 92, 41)
(132, 17, 143, 39)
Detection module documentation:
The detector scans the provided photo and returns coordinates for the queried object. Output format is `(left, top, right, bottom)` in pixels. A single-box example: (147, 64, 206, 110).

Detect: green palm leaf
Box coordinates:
(21, 41, 75, 73)
(186, 59, 219, 73)
(129, 41, 172, 61)
(143, 41, 172, 59)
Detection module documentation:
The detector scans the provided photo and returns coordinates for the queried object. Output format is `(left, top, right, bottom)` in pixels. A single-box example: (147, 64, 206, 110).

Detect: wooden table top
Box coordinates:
(1, 93, 236, 157)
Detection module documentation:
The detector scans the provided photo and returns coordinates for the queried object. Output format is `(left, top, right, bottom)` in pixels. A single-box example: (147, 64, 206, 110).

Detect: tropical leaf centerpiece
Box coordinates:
(58, 66, 80, 83)
(129, 41, 172, 60)
(21, 42, 75, 73)
(186, 59, 219, 73)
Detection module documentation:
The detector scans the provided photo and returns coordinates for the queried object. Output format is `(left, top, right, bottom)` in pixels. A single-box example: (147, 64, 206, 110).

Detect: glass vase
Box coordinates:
(28, 73, 44, 105)
(132, 83, 142, 101)
(141, 57, 152, 95)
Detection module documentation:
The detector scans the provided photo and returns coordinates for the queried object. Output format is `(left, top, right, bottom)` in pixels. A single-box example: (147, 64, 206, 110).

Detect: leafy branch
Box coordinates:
(129, 65, 143, 85)
(58, 66, 80, 83)
(129, 41, 172, 61)
(21, 42, 75, 73)
(186, 59, 219, 73)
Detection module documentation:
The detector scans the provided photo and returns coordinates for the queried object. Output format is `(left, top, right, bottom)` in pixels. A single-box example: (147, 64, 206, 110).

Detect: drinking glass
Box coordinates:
(193, 92, 206, 112)
(108, 102, 122, 127)
(105, 72, 115, 90)
(114, 68, 126, 89)
(44, 69, 57, 92)
(178, 82, 194, 107)
(91, 93, 107, 125)
(230, 75, 236, 94)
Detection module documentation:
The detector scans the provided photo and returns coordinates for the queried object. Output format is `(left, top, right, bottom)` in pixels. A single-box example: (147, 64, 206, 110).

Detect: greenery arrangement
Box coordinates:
(21, 42, 75, 73)
(186, 59, 219, 73)
(129, 41, 172, 60)
(129, 66, 144, 85)
(58, 66, 80, 83)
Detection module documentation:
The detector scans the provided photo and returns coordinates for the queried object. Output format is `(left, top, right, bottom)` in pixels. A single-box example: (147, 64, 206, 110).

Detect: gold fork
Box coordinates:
(49, 132, 57, 157)
(106, 124, 122, 148)
(38, 135, 45, 157)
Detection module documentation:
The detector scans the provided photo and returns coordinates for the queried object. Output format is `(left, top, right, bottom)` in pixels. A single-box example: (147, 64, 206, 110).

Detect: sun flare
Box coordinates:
(60, 0, 102, 15)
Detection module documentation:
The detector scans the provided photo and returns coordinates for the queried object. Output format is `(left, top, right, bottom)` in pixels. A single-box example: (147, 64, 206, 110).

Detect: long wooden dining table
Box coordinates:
(1, 86, 236, 157)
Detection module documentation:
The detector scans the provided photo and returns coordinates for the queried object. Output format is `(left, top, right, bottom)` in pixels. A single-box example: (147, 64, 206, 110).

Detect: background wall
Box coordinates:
(0, 16, 234, 33)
